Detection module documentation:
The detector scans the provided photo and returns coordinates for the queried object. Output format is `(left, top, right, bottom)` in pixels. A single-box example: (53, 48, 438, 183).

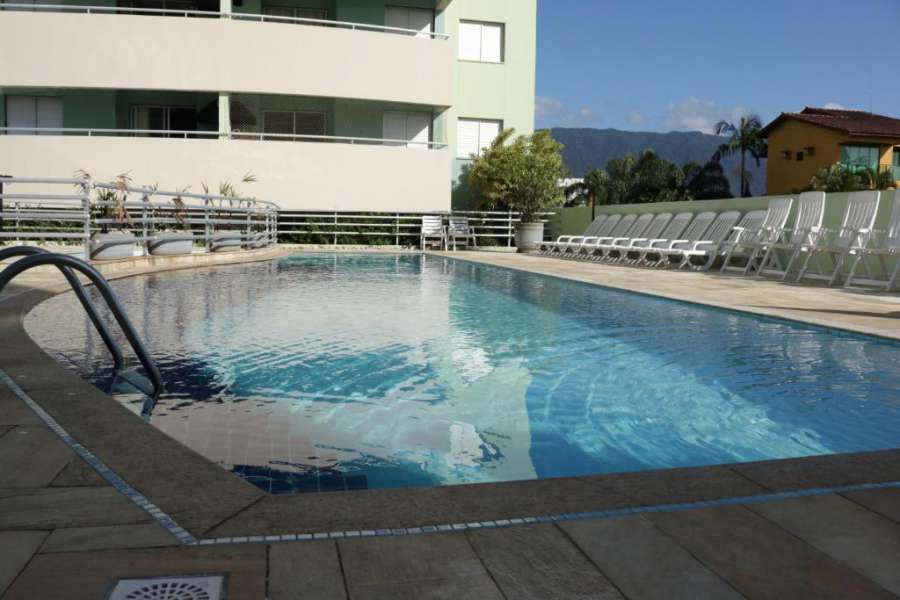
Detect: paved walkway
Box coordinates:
(1, 249, 899, 598)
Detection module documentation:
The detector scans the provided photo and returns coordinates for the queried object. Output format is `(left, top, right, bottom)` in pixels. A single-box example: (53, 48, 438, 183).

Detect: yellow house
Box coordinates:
(760, 107, 900, 194)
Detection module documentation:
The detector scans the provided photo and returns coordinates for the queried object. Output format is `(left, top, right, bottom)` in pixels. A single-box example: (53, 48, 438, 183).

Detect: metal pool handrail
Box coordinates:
(0, 246, 124, 370)
(0, 252, 163, 410)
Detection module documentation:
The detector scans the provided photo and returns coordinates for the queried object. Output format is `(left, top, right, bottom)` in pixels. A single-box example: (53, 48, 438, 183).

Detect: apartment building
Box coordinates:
(0, 0, 537, 212)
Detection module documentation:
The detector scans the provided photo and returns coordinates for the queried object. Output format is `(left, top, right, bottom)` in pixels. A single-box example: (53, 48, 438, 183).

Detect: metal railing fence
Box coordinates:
(0, 177, 279, 256)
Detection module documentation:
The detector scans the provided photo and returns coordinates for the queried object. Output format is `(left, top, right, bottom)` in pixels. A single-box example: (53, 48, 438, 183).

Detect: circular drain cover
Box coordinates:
(108, 575, 224, 600)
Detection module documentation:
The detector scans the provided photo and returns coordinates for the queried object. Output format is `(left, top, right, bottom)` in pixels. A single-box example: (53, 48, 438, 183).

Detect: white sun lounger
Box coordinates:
(718, 196, 794, 274)
(844, 192, 900, 291)
(640, 211, 717, 266)
(752, 191, 827, 280)
(622, 212, 693, 264)
(661, 211, 742, 269)
(573, 214, 637, 258)
(420, 215, 445, 250)
(675, 211, 760, 270)
(796, 191, 881, 285)
(540, 214, 608, 254)
(446, 216, 477, 251)
(600, 212, 674, 262)
(584, 213, 655, 260)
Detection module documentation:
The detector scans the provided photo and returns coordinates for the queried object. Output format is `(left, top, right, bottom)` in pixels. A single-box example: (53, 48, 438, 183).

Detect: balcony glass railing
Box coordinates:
(0, 3, 450, 39)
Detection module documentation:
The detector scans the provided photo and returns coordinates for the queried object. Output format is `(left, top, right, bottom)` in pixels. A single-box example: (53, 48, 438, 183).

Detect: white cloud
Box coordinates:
(535, 96, 600, 127)
(823, 102, 846, 110)
(625, 110, 646, 126)
(662, 98, 752, 135)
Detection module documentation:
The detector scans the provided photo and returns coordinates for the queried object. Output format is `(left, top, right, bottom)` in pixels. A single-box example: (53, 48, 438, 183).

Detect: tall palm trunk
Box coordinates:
(740, 149, 747, 197)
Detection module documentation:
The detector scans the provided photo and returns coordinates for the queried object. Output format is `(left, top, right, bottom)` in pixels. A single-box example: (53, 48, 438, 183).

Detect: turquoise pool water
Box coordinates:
(26, 254, 900, 494)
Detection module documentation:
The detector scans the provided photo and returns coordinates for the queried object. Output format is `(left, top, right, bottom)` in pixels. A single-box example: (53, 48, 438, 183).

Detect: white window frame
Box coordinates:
(456, 118, 502, 159)
(262, 110, 328, 138)
(458, 20, 504, 63)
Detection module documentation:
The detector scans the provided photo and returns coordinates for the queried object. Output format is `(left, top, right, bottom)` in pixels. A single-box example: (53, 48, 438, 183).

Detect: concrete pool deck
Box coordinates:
(0, 248, 899, 598)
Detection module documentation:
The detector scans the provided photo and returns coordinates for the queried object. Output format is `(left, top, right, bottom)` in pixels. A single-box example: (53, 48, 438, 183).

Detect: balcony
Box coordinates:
(0, 5, 453, 106)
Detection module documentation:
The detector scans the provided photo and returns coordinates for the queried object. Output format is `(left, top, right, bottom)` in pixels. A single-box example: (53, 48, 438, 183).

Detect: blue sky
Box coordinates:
(535, 0, 900, 134)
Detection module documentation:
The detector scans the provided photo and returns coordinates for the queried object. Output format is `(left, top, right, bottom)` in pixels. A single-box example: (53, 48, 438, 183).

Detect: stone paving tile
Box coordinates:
(559, 516, 745, 600)
(842, 488, 900, 524)
(0, 531, 48, 597)
(466, 523, 624, 599)
(338, 532, 504, 600)
(0, 425, 11, 438)
(50, 456, 107, 487)
(268, 541, 347, 600)
(749, 494, 900, 596)
(0, 385, 41, 426)
(646, 504, 896, 600)
(0, 487, 151, 530)
(0, 426, 74, 488)
(40, 523, 178, 554)
(732, 450, 900, 491)
(3, 544, 267, 600)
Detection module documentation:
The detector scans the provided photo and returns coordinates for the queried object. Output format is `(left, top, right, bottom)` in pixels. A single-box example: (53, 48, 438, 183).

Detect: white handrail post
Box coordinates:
(245, 205, 251, 248)
(395, 212, 400, 246)
(204, 199, 211, 252)
(507, 210, 513, 247)
(333, 212, 338, 245)
(141, 193, 149, 256)
(82, 181, 92, 253)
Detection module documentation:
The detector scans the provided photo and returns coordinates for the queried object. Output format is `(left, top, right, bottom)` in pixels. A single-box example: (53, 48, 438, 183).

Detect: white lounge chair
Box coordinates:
(540, 214, 608, 254)
(753, 191, 827, 280)
(661, 211, 742, 269)
(719, 196, 794, 274)
(601, 212, 674, 262)
(622, 212, 693, 264)
(446, 216, 477, 251)
(574, 214, 638, 259)
(560, 214, 622, 256)
(675, 211, 759, 271)
(585, 213, 655, 260)
(844, 192, 900, 291)
(640, 211, 717, 266)
(420, 215, 445, 250)
(796, 191, 881, 285)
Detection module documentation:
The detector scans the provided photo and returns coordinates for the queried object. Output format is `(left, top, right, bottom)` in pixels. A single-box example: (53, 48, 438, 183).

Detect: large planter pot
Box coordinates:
(514, 222, 545, 252)
(89, 231, 135, 261)
(148, 231, 194, 256)
(210, 230, 243, 253)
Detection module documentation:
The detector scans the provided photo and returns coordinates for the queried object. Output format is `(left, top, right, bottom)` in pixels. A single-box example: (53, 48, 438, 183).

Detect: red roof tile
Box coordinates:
(760, 107, 900, 139)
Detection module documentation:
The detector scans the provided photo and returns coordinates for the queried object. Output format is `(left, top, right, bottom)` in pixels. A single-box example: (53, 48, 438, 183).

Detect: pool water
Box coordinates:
(25, 254, 900, 494)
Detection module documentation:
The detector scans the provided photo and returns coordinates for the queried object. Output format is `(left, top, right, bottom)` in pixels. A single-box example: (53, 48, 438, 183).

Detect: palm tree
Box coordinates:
(565, 168, 608, 218)
(714, 115, 766, 197)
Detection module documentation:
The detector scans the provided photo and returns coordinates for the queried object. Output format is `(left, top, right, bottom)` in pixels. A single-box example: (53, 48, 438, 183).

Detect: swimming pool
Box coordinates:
(25, 254, 900, 494)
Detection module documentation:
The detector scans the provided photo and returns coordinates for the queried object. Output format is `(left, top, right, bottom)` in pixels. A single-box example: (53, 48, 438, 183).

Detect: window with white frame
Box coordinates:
(383, 111, 432, 149)
(458, 20, 503, 62)
(131, 105, 197, 136)
(263, 110, 327, 139)
(5, 96, 62, 135)
(457, 118, 502, 158)
(384, 6, 434, 38)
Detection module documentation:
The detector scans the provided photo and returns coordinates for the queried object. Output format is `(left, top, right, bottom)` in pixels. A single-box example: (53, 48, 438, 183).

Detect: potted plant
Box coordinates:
(203, 172, 256, 253)
(148, 186, 195, 256)
(77, 170, 137, 261)
(469, 129, 566, 251)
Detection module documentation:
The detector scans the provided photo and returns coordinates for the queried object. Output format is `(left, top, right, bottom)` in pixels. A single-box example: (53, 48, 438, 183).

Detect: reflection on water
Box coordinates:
(25, 254, 900, 494)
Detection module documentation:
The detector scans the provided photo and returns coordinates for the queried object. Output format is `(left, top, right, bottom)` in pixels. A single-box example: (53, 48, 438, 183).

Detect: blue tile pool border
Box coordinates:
(3, 366, 899, 548)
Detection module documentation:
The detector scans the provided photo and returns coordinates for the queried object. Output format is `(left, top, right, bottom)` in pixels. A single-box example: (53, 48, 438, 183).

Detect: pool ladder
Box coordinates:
(0, 246, 163, 414)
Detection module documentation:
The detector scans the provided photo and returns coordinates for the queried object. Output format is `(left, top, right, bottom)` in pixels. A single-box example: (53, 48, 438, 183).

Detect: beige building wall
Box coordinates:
(0, 136, 451, 212)
(0, 12, 453, 107)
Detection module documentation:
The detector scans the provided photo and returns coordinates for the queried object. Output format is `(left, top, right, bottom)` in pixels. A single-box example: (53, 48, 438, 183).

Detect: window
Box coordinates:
(840, 145, 880, 172)
(382, 111, 432, 149)
(459, 21, 503, 62)
(263, 6, 328, 21)
(796, 151, 804, 162)
(893, 148, 900, 167)
(263, 110, 327, 139)
(131, 105, 197, 137)
(5, 96, 62, 135)
(457, 118, 501, 158)
(384, 6, 434, 38)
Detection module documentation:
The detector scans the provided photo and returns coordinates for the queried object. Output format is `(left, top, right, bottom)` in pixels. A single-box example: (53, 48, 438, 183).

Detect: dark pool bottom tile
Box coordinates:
(645, 504, 897, 600)
(3, 545, 266, 600)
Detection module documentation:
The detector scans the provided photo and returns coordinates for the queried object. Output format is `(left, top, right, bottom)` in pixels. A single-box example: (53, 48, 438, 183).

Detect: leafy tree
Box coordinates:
(714, 115, 767, 197)
(809, 163, 896, 192)
(687, 159, 733, 200)
(469, 129, 567, 222)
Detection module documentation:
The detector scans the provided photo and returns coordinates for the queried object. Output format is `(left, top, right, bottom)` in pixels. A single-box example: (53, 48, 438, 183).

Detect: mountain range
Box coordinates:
(550, 128, 767, 197)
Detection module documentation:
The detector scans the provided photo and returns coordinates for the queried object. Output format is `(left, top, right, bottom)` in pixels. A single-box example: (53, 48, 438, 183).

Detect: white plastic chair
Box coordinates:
(796, 191, 881, 285)
(845, 192, 900, 291)
(602, 212, 673, 262)
(719, 196, 794, 273)
(640, 211, 716, 266)
(753, 191, 826, 280)
(677, 211, 762, 271)
(561, 214, 621, 256)
(662, 211, 742, 269)
(586, 212, 655, 260)
(540, 214, 608, 254)
(420, 215, 445, 250)
(446, 216, 477, 251)
(623, 212, 693, 264)
(575, 214, 638, 259)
